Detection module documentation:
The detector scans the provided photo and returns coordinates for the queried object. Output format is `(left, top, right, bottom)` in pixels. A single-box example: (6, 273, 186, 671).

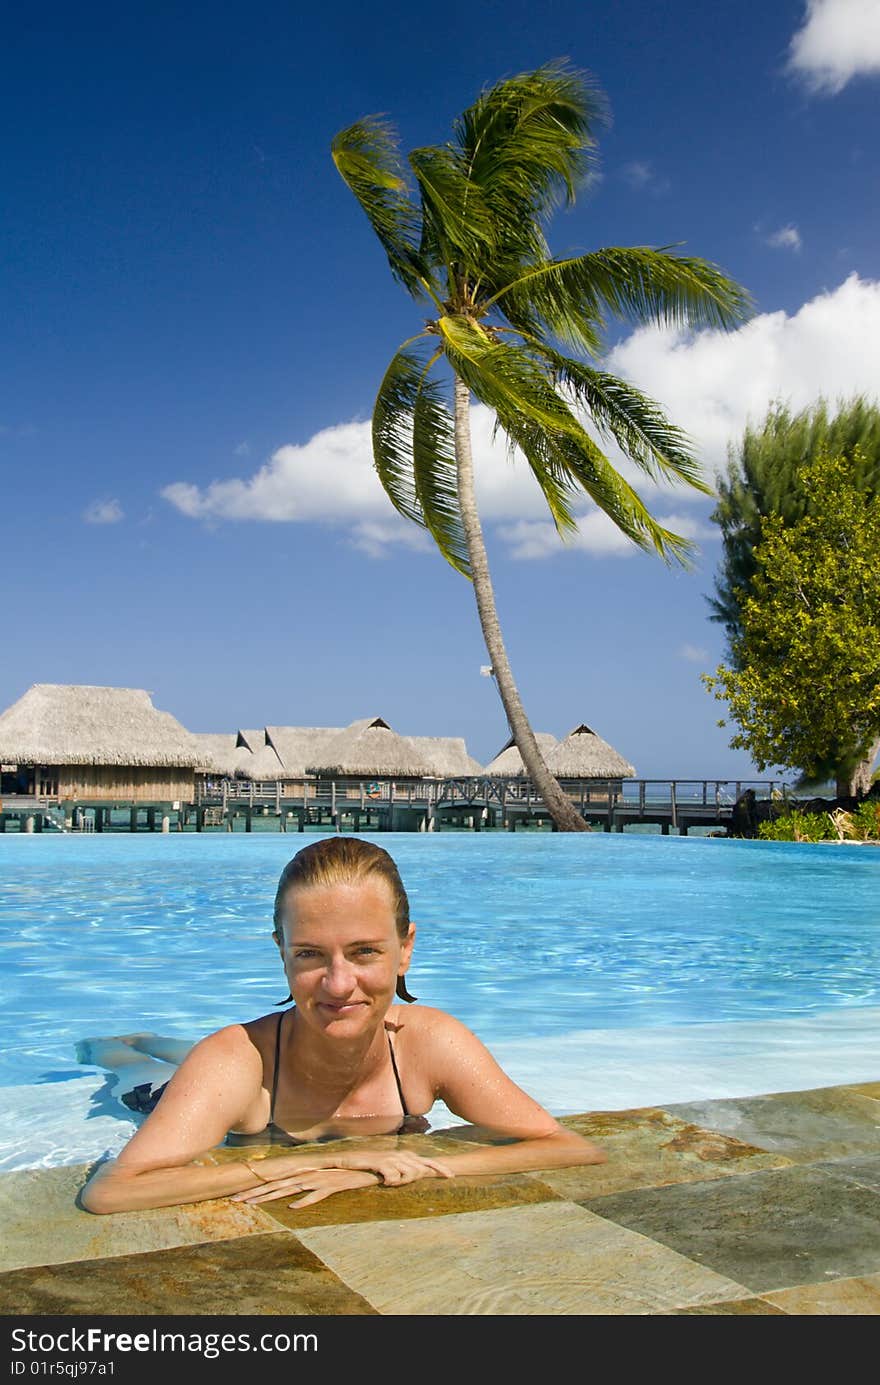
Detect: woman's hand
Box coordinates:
(317, 1149, 454, 1185)
(232, 1166, 379, 1208)
(230, 1150, 453, 1207)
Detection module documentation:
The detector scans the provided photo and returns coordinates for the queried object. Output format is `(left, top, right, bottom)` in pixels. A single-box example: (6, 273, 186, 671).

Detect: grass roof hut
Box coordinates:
(483, 733, 560, 777)
(0, 683, 208, 802)
(307, 717, 432, 779)
(546, 724, 636, 779)
(410, 736, 483, 777)
(265, 726, 344, 778)
(229, 729, 284, 780)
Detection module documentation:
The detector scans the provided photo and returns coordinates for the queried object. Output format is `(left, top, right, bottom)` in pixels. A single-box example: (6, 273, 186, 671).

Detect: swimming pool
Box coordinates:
(2, 832, 879, 1170)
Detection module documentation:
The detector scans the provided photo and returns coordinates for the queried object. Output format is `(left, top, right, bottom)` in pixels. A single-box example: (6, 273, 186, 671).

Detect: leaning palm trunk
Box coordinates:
(454, 376, 588, 831)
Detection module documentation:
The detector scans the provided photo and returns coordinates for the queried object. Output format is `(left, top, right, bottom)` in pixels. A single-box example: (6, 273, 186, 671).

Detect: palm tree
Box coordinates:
(333, 62, 751, 831)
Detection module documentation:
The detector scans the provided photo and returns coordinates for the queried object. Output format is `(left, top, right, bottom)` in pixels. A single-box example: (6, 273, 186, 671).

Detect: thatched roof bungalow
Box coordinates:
(483, 732, 560, 777)
(547, 724, 636, 779)
(307, 717, 433, 779)
(265, 727, 343, 778)
(410, 736, 483, 777)
(0, 684, 208, 802)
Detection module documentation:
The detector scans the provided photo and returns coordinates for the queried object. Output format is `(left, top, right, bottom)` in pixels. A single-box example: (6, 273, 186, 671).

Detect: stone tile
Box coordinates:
(581, 1164, 880, 1293)
(653, 1297, 788, 1315)
(295, 1201, 753, 1315)
(811, 1154, 880, 1193)
(0, 1164, 277, 1273)
(548, 1107, 792, 1199)
(763, 1272, 880, 1315)
(661, 1086, 880, 1164)
(0, 1232, 376, 1316)
(840, 1081, 880, 1102)
(257, 1170, 562, 1230)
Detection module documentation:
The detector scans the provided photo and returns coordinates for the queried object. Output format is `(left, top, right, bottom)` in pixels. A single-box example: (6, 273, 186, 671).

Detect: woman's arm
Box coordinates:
(80, 1026, 353, 1214)
(424, 1012, 606, 1176)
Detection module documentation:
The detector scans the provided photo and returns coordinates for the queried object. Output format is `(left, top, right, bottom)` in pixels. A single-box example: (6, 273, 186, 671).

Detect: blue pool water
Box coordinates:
(2, 832, 879, 1169)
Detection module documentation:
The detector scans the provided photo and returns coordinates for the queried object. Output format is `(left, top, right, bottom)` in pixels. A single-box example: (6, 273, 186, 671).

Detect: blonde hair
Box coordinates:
(272, 836, 416, 1002)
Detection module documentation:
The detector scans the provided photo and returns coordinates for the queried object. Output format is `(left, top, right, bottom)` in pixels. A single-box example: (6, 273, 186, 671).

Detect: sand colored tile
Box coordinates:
(548, 1107, 793, 1199)
(662, 1085, 880, 1163)
(762, 1271, 880, 1314)
(256, 1169, 561, 1231)
(0, 1163, 278, 1273)
(0, 1231, 376, 1316)
(295, 1201, 753, 1315)
(840, 1081, 880, 1101)
(654, 1297, 788, 1314)
(582, 1164, 880, 1293)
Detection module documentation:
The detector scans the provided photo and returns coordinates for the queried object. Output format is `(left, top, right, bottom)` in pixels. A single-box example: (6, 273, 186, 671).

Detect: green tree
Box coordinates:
(332, 62, 750, 830)
(709, 396, 880, 657)
(703, 449, 880, 798)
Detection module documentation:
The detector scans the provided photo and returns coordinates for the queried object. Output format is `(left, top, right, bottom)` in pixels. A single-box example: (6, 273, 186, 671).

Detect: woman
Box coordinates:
(81, 837, 606, 1213)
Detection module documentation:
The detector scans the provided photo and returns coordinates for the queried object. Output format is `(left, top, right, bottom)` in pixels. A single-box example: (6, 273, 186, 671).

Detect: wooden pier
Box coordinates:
(0, 778, 791, 835)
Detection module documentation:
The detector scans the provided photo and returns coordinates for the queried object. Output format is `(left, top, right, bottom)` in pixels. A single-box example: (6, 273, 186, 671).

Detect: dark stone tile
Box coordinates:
(0, 1232, 376, 1316)
(811, 1155, 880, 1193)
(580, 1164, 880, 1293)
(661, 1086, 880, 1163)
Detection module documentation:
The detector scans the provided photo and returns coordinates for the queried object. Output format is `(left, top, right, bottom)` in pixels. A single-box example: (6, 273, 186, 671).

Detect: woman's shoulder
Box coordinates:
(385, 1003, 473, 1044)
(191, 1016, 276, 1066)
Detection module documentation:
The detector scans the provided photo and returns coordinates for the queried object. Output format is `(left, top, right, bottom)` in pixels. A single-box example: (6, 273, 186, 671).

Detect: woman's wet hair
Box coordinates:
(273, 836, 417, 1002)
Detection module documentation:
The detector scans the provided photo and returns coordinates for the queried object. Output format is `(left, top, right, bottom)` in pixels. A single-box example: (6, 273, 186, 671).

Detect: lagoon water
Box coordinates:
(2, 832, 879, 1170)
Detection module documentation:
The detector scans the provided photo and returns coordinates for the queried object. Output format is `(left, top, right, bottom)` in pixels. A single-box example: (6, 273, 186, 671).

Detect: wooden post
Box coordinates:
(24, 815, 35, 833)
(196, 807, 204, 832)
(161, 814, 170, 833)
(670, 782, 678, 831)
(129, 807, 138, 833)
(146, 808, 155, 833)
(245, 808, 252, 833)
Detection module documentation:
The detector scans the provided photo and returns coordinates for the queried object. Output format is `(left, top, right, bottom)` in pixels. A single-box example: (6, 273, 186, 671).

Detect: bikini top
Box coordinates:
(225, 1009, 430, 1147)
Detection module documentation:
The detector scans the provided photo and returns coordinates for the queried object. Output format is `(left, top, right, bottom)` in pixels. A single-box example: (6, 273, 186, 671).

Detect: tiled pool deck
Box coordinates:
(2, 1078, 880, 1315)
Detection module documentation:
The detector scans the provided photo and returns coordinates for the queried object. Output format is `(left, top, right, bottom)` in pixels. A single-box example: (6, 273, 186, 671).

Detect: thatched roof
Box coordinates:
(307, 717, 433, 777)
(483, 733, 560, 777)
(191, 733, 242, 776)
(265, 726, 344, 777)
(236, 729, 266, 753)
(410, 736, 483, 777)
(546, 724, 636, 779)
(0, 684, 209, 768)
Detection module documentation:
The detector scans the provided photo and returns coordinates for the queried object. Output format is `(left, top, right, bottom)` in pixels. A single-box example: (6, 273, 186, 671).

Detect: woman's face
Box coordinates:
(276, 876, 415, 1036)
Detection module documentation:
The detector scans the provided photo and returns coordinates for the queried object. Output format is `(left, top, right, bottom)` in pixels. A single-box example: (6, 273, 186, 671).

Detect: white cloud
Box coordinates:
(605, 273, 880, 483)
(679, 643, 709, 663)
(788, 0, 880, 94)
(162, 274, 880, 561)
(83, 498, 124, 525)
(766, 225, 802, 251)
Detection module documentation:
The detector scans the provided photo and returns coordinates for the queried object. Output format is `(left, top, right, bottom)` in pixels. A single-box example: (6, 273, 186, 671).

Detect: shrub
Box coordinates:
(758, 809, 837, 842)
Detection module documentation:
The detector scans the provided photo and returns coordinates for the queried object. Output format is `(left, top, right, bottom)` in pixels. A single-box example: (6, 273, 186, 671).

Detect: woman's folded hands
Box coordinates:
(231, 1149, 455, 1208)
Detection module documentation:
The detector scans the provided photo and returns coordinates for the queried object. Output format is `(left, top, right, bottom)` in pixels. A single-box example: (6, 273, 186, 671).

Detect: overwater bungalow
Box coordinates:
(483, 732, 562, 777)
(0, 684, 208, 803)
(546, 723, 636, 780)
(484, 723, 636, 802)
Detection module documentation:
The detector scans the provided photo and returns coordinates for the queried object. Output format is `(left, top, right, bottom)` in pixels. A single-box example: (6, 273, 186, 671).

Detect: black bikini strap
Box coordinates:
(387, 1031, 410, 1118)
(270, 1010, 284, 1123)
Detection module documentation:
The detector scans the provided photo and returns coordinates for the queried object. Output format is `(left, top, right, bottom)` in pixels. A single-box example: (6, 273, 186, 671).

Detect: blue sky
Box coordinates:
(2, 0, 879, 776)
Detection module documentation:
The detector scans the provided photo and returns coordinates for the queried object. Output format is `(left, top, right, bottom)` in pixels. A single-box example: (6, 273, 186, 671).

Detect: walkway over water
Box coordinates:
(0, 778, 790, 833)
